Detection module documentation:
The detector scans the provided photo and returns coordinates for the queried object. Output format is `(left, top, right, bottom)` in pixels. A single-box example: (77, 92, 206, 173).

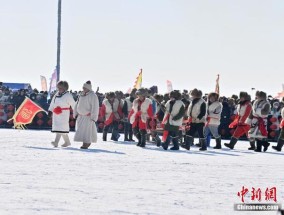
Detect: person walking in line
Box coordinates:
(204, 92, 223, 150)
(73, 81, 99, 149)
(129, 88, 153, 147)
(224, 92, 252, 150)
(161, 90, 185, 150)
(48, 81, 75, 147)
(122, 89, 137, 141)
(272, 97, 284, 152)
(100, 92, 121, 141)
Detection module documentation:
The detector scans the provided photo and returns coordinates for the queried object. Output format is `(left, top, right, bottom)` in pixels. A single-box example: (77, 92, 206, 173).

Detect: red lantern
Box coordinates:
(269, 131, 276, 138)
(7, 111, 14, 118)
(270, 124, 278, 130)
(269, 117, 277, 123)
(37, 119, 44, 126)
(69, 120, 75, 127)
(47, 119, 52, 126)
(0, 104, 4, 109)
(37, 112, 43, 118)
(7, 105, 15, 111)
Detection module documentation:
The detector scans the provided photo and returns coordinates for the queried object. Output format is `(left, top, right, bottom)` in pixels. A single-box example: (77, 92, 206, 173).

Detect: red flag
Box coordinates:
(8, 97, 47, 129)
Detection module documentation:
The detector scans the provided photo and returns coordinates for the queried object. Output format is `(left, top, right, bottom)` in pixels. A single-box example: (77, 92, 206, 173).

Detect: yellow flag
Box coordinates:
(133, 69, 142, 89)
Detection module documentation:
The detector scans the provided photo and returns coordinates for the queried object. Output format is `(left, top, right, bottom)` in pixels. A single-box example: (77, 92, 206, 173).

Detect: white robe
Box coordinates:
(48, 91, 75, 133)
(73, 91, 99, 143)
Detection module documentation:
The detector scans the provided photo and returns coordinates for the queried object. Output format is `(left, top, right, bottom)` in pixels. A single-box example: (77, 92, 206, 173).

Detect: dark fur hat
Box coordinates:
(136, 88, 148, 97)
(170, 90, 182, 100)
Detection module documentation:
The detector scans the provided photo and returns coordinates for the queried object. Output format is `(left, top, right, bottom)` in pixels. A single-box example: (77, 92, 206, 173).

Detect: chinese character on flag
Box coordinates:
(7, 97, 47, 129)
(265, 187, 277, 202)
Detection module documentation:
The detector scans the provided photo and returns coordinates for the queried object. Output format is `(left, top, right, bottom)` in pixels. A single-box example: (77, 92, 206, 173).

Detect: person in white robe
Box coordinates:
(73, 81, 99, 149)
(48, 81, 75, 147)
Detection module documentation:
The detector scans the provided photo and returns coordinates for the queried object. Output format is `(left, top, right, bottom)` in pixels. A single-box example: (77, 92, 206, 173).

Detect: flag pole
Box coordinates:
(56, 0, 62, 82)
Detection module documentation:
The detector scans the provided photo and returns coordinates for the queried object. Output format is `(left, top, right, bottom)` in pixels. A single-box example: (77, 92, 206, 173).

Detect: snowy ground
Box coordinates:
(0, 128, 283, 215)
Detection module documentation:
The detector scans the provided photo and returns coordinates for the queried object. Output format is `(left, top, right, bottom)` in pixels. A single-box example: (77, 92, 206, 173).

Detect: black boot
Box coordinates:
(213, 137, 222, 149)
(162, 135, 171, 150)
(135, 132, 142, 146)
(248, 140, 255, 150)
(103, 130, 107, 141)
(128, 133, 135, 142)
(195, 140, 202, 147)
(254, 140, 262, 152)
(80, 143, 91, 149)
(224, 137, 238, 149)
(181, 135, 193, 150)
(155, 134, 161, 147)
(170, 136, 179, 150)
(272, 138, 284, 152)
(139, 130, 147, 147)
(262, 141, 270, 152)
(199, 138, 207, 151)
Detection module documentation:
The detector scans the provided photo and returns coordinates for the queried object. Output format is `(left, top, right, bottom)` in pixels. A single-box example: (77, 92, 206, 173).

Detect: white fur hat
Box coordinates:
(83, 81, 92, 91)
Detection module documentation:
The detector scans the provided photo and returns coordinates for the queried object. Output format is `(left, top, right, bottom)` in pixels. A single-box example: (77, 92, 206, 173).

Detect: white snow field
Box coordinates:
(0, 128, 283, 215)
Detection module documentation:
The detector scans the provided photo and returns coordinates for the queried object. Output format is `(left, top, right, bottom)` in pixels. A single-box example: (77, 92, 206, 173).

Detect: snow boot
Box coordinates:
(199, 138, 207, 151)
(195, 140, 202, 147)
(262, 141, 270, 152)
(139, 130, 147, 148)
(61, 134, 71, 147)
(155, 134, 162, 147)
(162, 135, 171, 150)
(135, 132, 142, 146)
(248, 140, 256, 150)
(181, 135, 193, 150)
(80, 143, 91, 149)
(272, 138, 284, 152)
(213, 137, 222, 149)
(254, 140, 262, 152)
(111, 130, 120, 141)
(51, 133, 61, 147)
(103, 130, 107, 141)
(224, 137, 238, 149)
(170, 136, 179, 150)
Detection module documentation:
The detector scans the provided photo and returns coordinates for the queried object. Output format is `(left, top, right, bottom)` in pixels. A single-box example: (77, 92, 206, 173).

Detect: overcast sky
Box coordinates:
(0, 0, 283, 96)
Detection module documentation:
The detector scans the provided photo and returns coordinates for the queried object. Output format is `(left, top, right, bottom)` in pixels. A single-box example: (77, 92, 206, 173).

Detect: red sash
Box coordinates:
(53, 106, 70, 115)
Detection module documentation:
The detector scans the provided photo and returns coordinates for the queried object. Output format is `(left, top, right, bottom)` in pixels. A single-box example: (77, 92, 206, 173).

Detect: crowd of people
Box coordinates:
(0, 81, 283, 152)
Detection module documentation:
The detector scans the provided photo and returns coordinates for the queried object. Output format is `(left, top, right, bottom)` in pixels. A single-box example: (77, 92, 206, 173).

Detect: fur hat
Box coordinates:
(170, 90, 182, 100)
(106, 92, 115, 99)
(258, 91, 267, 100)
(83, 81, 92, 91)
(190, 88, 202, 98)
(57, 81, 69, 91)
(239, 91, 249, 99)
(136, 88, 148, 97)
